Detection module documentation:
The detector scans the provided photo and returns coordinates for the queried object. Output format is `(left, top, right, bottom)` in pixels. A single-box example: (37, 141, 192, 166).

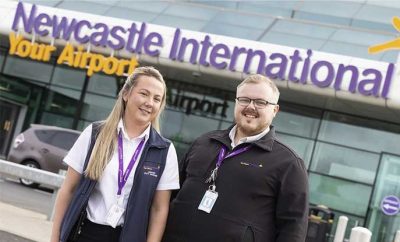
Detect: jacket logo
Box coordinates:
(240, 162, 263, 168)
(143, 163, 160, 178)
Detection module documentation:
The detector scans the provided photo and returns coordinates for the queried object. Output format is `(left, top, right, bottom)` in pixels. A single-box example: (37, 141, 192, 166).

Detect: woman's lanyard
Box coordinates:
(205, 145, 251, 187)
(117, 130, 145, 195)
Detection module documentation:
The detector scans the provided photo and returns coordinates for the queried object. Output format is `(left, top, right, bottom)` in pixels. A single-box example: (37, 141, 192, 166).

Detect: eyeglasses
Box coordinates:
(235, 97, 277, 109)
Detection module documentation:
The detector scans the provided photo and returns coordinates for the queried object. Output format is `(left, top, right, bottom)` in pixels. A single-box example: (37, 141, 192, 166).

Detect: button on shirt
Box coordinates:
(64, 121, 180, 226)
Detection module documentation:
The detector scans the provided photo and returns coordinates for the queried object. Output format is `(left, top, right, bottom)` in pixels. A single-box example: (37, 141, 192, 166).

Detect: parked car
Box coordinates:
(7, 124, 81, 187)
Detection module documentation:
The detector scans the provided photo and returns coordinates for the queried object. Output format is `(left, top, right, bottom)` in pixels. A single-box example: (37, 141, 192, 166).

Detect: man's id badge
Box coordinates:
(105, 204, 125, 228)
(198, 187, 218, 213)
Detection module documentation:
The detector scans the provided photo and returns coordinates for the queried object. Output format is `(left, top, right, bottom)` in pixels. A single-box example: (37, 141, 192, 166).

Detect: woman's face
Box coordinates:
(123, 75, 164, 127)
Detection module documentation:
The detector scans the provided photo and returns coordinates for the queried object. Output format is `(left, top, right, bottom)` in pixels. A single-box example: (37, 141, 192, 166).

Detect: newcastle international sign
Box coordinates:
(9, 2, 397, 99)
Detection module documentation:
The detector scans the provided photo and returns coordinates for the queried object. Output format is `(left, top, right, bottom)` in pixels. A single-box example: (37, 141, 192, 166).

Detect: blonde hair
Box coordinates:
(238, 74, 280, 103)
(85, 66, 167, 180)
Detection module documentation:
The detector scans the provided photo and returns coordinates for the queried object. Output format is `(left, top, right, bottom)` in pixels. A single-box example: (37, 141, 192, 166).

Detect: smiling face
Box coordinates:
(123, 75, 165, 128)
(234, 82, 279, 138)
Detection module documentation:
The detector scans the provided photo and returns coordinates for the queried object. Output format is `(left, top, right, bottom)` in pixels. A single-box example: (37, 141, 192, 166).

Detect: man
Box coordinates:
(163, 74, 309, 242)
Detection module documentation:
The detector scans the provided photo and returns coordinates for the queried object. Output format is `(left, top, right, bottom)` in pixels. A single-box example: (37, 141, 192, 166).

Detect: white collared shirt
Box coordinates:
(64, 120, 179, 226)
(228, 125, 270, 148)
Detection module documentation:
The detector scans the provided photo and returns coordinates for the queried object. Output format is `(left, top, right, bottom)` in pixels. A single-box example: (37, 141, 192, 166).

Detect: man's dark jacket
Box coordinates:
(60, 122, 171, 242)
(163, 126, 308, 242)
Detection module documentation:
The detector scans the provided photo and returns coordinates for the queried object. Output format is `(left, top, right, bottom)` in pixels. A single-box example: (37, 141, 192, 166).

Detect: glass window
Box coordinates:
(351, 19, 395, 33)
(202, 23, 264, 40)
(116, 1, 170, 13)
(52, 66, 86, 90)
(276, 132, 314, 168)
(45, 87, 80, 116)
(21, 0, 60, 7)
(237, 2, 293, 18)
(310, 142, 379, 184)
(381, 50, 398, 63)
(105, 7, 158, 22)
(318, 112, 400, 155)
(367, 154, 400, 242)
(56, 1, 111, 15)
(0, 52, 4, 70)
(4, 56, 54, 84)
(309, 173, 372, 216)
(173, 140, 191, 161)
(293, 11, 351, 27)
(354, 5, 398, 24)
(297, 2, 362, 18)
(273, 105, 321, 139)
(161, 109, 184, 140)
(152, 15, 207, 31)
(220, 121, 234, 130)
(87, 74, 118, 96)
(50, 131, 80, 150)
(34, 130, 55, 143)
(163, 4, 218, 21)
(320, 41, 381, 60)
(81, 93, 115, 122)
(40, 112, 74, 129)
(77, 119, 92, 131)
(210, 12, 274, 29)
(330, 29, 395, 46)
(261, 32, 326, 50)
(180, 115, 219, 143)
(271, 20, 337, 39)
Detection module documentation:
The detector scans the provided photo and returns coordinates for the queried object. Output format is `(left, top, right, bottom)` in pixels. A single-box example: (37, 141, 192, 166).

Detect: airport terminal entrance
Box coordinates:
(367, 154, 400, 242)
(0, 99, 20, 157)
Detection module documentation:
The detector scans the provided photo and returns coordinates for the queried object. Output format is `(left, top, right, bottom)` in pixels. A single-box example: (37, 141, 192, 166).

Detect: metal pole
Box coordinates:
(334, 216, 348, 242)
(349, 227, 372, 242)
(394, 230, 400, 242)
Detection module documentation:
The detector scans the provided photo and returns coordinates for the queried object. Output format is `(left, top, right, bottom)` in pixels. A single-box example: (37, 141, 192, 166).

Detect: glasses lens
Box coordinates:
(237, 97, 250, 105)
(254, 99, 268, 108)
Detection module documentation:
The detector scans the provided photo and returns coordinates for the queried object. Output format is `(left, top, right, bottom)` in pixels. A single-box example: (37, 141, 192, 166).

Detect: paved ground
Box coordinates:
(0, 202, 52, 242)
(0, 231, 34, 242)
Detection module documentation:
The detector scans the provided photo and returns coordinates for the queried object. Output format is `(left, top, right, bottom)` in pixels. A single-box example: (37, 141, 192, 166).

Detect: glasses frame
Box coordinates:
(235, 97, 278, 109)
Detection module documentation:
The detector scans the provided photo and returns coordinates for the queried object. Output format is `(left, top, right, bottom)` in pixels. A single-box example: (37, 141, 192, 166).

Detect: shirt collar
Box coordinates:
(117, 119, 150, 141)
(229, 125, 270, 148)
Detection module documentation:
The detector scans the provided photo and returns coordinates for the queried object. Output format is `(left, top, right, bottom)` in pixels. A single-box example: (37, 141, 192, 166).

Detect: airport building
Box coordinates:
(0, 1, 399, 241)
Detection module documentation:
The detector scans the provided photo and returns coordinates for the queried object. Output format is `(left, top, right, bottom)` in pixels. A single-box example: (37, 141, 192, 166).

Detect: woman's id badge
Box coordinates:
(198, 185, 218, 213)
(105, 204, 125, 228)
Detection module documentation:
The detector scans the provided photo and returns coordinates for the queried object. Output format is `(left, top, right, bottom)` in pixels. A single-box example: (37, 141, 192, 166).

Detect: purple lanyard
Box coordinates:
(117, 130, 145, 195)
(216, 145, 251, 168)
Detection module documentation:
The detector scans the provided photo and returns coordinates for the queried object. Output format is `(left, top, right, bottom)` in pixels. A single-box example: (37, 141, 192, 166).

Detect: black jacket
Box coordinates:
(163, 126, 308, 242)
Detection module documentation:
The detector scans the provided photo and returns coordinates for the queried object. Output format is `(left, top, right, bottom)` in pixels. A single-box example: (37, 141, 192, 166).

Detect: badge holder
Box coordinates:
(106, 195, 125, 228)
(198, 184, 218, 213)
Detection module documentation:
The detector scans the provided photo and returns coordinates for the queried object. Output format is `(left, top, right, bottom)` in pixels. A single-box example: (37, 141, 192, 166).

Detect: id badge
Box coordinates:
(105, 204, 125, 228)
(198, 189, 218, 213)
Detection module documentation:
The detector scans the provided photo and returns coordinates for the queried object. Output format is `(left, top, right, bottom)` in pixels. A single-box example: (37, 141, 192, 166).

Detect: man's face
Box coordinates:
(234, 82, 279, 137)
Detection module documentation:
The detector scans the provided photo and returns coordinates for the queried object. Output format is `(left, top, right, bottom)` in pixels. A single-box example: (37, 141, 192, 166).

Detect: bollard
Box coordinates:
(349, 227, 372, 242)
(394, 230, 400, 242)
(333, 216, 348, 242)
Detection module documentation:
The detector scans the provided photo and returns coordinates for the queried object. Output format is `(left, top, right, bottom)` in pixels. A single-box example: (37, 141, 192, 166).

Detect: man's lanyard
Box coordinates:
(205, 145, 251, 185)
(117, 130, 145, 195)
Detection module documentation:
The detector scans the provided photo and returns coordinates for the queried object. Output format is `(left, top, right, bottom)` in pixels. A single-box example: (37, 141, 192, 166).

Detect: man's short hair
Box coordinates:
(237, 74, 280, 103)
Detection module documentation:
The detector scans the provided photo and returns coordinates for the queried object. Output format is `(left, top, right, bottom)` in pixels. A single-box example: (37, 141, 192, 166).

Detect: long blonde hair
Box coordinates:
(85, 66, 167, 180)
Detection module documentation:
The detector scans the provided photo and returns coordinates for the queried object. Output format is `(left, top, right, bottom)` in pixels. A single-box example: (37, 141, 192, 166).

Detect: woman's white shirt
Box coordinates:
(63, 121, 180, 226)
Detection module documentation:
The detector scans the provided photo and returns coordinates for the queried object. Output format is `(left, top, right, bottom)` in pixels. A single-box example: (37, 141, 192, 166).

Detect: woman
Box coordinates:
(50, 66, 179, 242)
